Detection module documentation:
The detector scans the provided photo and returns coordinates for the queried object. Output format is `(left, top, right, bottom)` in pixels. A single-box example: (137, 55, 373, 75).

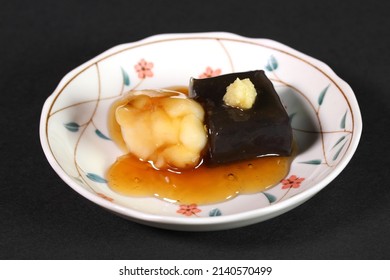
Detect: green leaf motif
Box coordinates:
(263, 192, 277, 203)
(265, 55, 278, 71)
(64, 122, 80, 132)
(332, 136, 346, 149)
(340, 111, 347, 129)
(86, 173, 107, 183)
(121, 67, 130, 86)
(95, 129, 111, 140)
(318, 84, 330, 106)
(299, 159, 322, 165)
(209, 208, 222, 217)
(333, 142, 347, 161)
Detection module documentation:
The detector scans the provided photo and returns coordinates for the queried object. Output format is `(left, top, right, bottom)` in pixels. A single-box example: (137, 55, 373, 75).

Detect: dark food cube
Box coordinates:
(189, 70, 292, 165)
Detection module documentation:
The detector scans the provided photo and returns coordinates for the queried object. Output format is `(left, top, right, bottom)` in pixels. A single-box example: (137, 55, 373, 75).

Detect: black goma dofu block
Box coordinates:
(189, 70, 293, 165)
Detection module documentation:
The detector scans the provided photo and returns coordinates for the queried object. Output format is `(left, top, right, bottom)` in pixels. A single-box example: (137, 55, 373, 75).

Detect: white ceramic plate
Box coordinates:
(40, 32, 362, 231)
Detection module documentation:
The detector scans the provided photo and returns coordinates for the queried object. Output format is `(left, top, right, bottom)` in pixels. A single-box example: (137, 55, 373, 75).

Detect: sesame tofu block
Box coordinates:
(189, 70, 292, 165)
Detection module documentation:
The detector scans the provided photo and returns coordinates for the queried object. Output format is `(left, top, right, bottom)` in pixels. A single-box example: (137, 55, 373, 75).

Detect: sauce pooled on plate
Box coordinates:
(107, 81, 293, 205)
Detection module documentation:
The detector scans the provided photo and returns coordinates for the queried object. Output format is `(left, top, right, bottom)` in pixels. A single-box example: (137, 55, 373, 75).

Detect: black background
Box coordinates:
(1, 0, 389, 259)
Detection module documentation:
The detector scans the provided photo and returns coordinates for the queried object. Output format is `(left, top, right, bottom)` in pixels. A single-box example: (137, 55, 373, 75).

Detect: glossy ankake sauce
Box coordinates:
(107, 87, 293, 205)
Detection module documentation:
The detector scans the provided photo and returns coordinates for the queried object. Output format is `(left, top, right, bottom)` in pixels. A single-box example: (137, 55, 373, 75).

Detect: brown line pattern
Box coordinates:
(131, 78, 144, 92)
(271, 77, 331, 166)
(46, 36, 354, 117)
(49, 95, 119, 117)
(46, 36, 355, 147)
(73, 63, 102, 193)
(49, 66, 146, 118)
(292, 128, 353, 134)
(277, 188, 292, 203)
(216, 39, 234, 72)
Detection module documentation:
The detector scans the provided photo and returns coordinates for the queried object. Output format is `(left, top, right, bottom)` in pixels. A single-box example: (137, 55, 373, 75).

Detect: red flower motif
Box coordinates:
(134, 59, 154, 79)
(97, 193, 114, 202)
(199, 67, 221, 78)
(177, 204, 201, 216)
(281, 175, 305, 189)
